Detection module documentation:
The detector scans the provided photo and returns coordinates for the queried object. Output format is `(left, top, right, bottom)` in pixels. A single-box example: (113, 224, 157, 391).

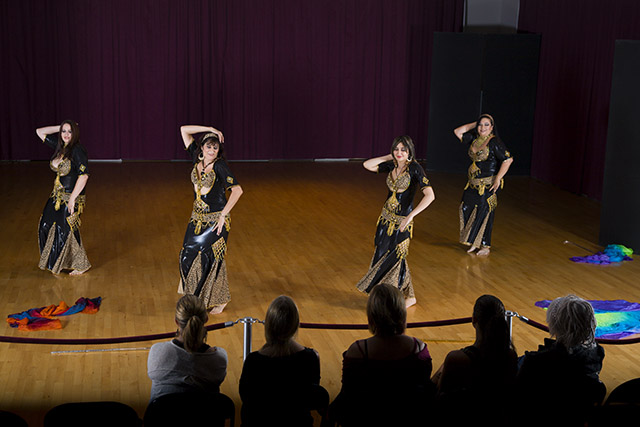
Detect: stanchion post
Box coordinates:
(505, 311, 515, 341)
(243, 317, 253, 361)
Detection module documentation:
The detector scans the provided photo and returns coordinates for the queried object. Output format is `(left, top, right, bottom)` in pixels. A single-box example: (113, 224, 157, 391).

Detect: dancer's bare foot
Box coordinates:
(476, 247, 490, 256)
(209, 303, 228, 315)
(405, 297, 417, 308)
(70, 267, 90, 276)
(467, 246, 477, 253)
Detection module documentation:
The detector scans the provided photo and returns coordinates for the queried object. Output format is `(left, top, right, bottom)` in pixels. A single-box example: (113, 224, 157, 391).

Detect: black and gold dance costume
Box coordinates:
(459, 131, 512, 249)
(38, 134, 91, 274)
(356, 161, 431, 298)
(179, 145, 239, 309)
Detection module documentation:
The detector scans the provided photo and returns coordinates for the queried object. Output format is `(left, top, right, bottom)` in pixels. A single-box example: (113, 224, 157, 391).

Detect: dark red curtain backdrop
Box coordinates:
(1, 0, 463, 161)
(519, 0, 640, 199)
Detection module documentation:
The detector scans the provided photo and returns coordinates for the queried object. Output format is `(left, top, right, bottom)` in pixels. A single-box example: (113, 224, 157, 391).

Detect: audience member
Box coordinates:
(330, 284, 435, 426)
(516, 294, 605, 427)
(239, 295, 321, 426)
(147, 295, 227, 402)
(431, 295, 517, 426)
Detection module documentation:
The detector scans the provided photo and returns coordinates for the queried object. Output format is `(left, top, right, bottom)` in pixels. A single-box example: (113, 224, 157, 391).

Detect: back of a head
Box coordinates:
(175, 295, 208, 353)
(547, 295, 596, 350)
(473, 294, 512, 354)
(367, 284, 407, 337)
(264, 295, 300, 348)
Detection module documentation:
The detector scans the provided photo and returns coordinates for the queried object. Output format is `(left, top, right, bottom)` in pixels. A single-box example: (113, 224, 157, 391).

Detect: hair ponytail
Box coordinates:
(175, 295, 208, 353)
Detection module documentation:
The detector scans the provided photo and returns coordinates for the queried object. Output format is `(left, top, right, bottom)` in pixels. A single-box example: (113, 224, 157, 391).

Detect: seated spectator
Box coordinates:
(147, 294, 227, 402)
(431, 295, 517, 426)
(239, 295, 321, 427)
(516, 294, 606, 427)
(330, 284, 435, 426)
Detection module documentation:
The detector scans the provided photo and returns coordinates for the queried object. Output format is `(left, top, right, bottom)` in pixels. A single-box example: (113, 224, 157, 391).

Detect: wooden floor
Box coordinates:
(1, 161, 640, 425)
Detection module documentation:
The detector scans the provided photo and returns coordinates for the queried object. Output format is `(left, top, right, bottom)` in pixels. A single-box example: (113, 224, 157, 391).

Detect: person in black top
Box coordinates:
(178, 125, 243, 314)
(355, 135, 435, 308)
(454, 115, 513, 256)
(432, 295, 517, 426)
(239, 295, 321, 427)
(36, 120, 91, 275)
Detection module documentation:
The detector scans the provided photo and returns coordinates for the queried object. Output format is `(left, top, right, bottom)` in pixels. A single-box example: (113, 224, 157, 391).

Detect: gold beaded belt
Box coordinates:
(464, 175, 502, 195)
(190, 210, 230, 235)
(377, 207, 413, 237)
(51, 186, 86, 212)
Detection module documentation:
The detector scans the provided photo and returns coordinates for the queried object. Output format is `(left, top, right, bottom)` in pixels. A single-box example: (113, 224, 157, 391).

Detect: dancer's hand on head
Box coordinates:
(211, 128, 224, 143)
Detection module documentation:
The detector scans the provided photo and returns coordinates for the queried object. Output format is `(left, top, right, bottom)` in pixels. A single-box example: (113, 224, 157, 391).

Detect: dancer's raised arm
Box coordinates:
(453, 121, 477, 141)
(36, 125, 62, 142)
(180, 125, 224, 148)
(363, 154, 393, 172)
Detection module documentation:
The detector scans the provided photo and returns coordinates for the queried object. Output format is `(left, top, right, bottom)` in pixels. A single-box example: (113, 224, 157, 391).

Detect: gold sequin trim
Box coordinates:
(190, 208, 230, 235)
(212, 238, 227, 261)
(355, 253, 414, 298)
(38, 223, 57, 270)
(191, 164, 216, 188)
(39, 227, 91, 274)
(396, 238, 410, 260)
(487, 193, 498, 212)
(66, 212, 82, 231)
(50, 158, 71, 176)
(459, 202, 477, 244)
(377, 207, 413, 238)
(472, 211, 492, 249)
(178, 249, 231, 309)
(386, 170, 411, 193)
(51, 186, 86, 213)
(463, 175, 503, 196)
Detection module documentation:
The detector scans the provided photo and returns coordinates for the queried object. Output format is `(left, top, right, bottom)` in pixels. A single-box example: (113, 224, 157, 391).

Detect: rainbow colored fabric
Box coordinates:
(535, 299, 640, 340)
(6, 297, 102, 331)
(570, 244, 633, 265)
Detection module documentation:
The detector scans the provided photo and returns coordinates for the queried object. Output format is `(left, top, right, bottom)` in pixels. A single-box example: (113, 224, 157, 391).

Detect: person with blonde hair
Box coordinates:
(516, 295, 605, 426)
(239, 295, 321, 426)
(331, 284, 435, 425)
(147, 295, 227, 402)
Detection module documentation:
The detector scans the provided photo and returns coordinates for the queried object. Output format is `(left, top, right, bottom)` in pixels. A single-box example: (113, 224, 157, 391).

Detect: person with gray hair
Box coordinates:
(516, 295, 605, 426)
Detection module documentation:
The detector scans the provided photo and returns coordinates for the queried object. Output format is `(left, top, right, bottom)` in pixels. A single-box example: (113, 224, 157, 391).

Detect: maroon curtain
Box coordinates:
(519, 0, 640, 199)
(1, 0, 463, 161)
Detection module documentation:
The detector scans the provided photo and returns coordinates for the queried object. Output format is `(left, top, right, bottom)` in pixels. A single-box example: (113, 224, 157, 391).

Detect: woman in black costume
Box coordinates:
(36, 121, 91, 275)
(355, 136, 435, 308)
(454, 114, 513, 256)
(178, 125, 243, 314)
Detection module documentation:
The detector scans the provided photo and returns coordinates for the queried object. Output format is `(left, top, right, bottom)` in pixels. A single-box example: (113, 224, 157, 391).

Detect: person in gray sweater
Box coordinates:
(147, 295, 227, 402)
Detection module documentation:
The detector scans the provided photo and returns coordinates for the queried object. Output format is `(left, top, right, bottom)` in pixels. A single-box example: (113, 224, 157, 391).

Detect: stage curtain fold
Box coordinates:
(1, 0, 463, 161)
(518, 0, 640, 199)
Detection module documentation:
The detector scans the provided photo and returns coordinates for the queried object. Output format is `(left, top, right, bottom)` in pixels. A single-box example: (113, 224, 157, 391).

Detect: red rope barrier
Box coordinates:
(300, 317, 472, 330)
(0, 321, 233, 345)
(2, 314, 639, 346)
